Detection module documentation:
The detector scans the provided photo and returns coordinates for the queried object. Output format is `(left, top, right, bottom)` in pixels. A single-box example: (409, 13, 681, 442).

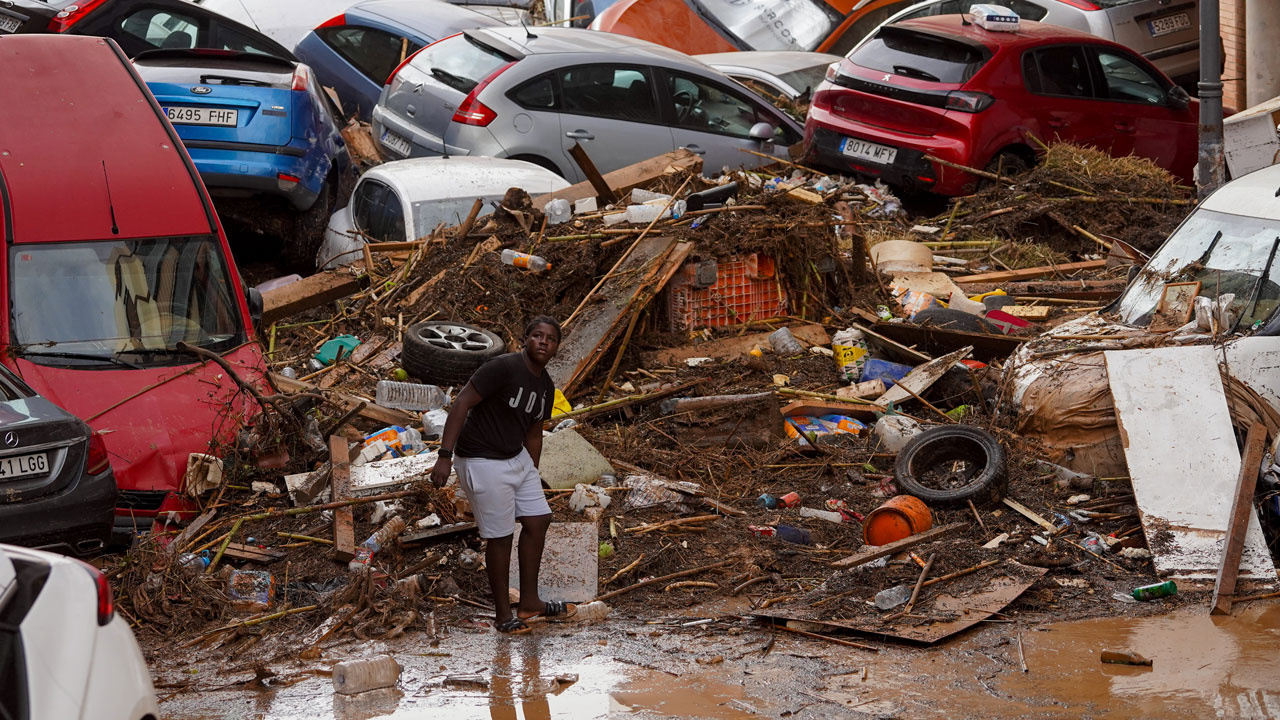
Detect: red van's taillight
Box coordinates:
(86, 432, 110, 475)
(48, 0, 110, 32)
(451, 61, 514, 127)
(77, 561, 114, 626)
(317, 13, 346, 29)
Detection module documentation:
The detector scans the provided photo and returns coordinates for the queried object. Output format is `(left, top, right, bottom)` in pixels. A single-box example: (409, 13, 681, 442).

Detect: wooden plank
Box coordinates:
(329, 435, 355, 563)
(831, 523, 966, 568)
(951, 259, 1106, 284)
(1106, 346, 1275, 580)
(404, 269, 449, 309)
(366, 241, 427, 253)
(785, 187, 824, 205)
(871, 321, 1023, 363)
(221, 543, 286, 564)
(647, 324, 830, 365)
(271, 372, 415, 427)
(261, 270, 367, 325)
(1002, 497, 1058, 533)
(1211, 423, 1268, 616)
(531, 149, 703, 210)
(568, 142, 619, 205)
(401, 522, 478, 544)
(779, 399, 880, 421)
(877, 346, 971, 407)
(1001, 306, 1052, 320)
(852, 323, 931, 365)
(167, 509, 217, 556)
(546, 238, 694, 394)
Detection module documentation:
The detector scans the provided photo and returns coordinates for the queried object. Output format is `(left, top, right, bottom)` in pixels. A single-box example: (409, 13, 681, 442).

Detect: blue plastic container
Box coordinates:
(859, 358, 914, 387)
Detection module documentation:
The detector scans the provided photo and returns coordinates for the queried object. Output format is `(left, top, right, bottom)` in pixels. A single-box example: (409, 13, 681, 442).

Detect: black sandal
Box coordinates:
(496, 617, 531, 635)
(521, 600, 577, 624)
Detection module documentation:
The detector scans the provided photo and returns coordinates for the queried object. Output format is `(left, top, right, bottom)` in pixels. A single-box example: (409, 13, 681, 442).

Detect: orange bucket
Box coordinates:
(863, 495, 933, 546)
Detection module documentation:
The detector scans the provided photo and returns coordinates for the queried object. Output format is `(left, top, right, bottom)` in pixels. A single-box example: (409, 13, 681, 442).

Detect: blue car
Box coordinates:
(134, 48, 351, 268)
(294, 0, 502, 122)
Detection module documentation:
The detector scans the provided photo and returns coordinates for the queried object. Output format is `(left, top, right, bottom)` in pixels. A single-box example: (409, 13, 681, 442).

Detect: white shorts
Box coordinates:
(454, 448, 552, 539)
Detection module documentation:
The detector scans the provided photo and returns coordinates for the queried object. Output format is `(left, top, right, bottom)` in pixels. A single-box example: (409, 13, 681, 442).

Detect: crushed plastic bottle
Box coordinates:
(873, 584, 913, 610)
(332, 655, 401, 695)
(630, 188, 671, 204)
(458, 548, 483, 571)
(769, 327, 804, 355)
(348, 516, 407, 571)
(501, 248, 551, 272)
(375, 380, 448, 412)
(575, 600, 611, 622)
(178, 552, 209, 571)
(544, 197, 571, 225)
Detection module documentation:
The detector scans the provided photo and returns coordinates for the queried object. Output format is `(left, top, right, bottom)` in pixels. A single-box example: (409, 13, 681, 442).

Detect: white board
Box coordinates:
(509, 522, 598, 603)
(1106, 346, 1274, 581)
(1223, 336, 1280, 410)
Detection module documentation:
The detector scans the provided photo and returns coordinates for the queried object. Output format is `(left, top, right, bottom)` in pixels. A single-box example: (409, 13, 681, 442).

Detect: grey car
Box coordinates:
(873, 0, 1202, 88)
(371, 27, 804, 181)
(697, 51, 842, 101)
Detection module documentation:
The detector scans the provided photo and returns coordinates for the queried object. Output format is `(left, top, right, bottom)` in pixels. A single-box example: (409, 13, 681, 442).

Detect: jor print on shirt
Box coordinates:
(455, 352, 556, 461)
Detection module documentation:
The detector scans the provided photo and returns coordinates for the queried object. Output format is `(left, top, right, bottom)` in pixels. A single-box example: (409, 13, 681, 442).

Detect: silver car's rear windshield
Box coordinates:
(1115, 208, 1280, 330)
(407, 34, 511, 94)
(10, 237, 244, 367)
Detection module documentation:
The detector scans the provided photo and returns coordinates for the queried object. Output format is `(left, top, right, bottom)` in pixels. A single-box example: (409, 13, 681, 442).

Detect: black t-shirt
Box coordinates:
(455, 352, 556, 460)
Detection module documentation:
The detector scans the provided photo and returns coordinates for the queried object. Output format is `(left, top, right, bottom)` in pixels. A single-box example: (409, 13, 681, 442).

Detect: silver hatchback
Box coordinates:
(371, 27, 804, 181)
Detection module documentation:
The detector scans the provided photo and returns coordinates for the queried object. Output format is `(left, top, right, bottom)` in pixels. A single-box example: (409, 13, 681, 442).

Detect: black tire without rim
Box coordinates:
(402, 321, 505, 386)
(894, 425, 1007, 507)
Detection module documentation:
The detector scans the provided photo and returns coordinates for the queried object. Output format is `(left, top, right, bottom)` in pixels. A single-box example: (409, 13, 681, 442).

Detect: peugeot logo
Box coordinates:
(882, 74, 892, 82)
(191, 86, 212, 95)
(3, 432, 17, 448)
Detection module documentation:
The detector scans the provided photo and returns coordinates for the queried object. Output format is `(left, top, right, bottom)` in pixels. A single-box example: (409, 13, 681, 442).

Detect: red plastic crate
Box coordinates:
(666, 255, 788, 330)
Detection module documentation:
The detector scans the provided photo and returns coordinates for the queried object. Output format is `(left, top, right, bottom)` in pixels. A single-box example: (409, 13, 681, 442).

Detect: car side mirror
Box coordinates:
(1167, 86, 1191, 111)
(749, 122, 776, 142)
(246, 287, 264, 329)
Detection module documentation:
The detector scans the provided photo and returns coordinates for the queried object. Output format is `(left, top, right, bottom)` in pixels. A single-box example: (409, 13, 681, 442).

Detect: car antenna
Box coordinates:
(519, 13, 537, 40)
(961, 12, 971, 26)
(101, 161, 120, 235)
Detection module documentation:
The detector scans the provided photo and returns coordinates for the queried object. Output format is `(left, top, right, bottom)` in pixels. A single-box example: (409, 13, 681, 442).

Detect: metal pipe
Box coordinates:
(1197, 0, 1225, 198)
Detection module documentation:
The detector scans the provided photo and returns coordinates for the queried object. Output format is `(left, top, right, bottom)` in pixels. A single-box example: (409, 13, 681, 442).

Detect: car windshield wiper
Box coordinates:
(18, 350, 143, 369)
(115, 347, 183, 360)
(431, 67, 475, 93)
(892, 65, 940, 82)
(1236, 235, 1280, 331)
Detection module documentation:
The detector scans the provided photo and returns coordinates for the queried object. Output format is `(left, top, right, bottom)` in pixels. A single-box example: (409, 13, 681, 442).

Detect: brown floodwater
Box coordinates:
(159, 602, 1280, 720)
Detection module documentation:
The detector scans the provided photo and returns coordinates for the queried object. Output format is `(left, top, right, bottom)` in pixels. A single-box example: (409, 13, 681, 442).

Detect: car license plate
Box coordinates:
(1148, 12, 1190, 37)
(840, 137, 897, 165)
(0, 452, 48, 480)
(0, 15, 20, 33)
(164, 106, 239, 127)
(380, 129, 412, 156)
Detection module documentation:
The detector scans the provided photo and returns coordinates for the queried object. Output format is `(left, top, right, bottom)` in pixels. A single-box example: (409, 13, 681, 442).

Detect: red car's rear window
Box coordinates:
(850, 26, 989, 84)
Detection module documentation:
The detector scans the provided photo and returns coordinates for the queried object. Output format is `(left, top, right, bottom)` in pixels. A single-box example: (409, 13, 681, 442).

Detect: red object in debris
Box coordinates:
(0, 36, 271, 535)
(748, 526, 776, 538)
(667, 255, 788, 330)
(961, 359, 988, 370)
(779, 491, 801, 508)
(863, 495, 933, 546)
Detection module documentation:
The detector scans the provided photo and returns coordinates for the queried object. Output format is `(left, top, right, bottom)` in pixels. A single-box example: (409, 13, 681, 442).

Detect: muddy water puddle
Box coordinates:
(160, 603, 1280, 720)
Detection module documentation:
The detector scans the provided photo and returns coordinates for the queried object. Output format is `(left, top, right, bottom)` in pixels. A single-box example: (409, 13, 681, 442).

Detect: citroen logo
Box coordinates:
(191, 86, 212, 95)
(3, 432, 17, 448)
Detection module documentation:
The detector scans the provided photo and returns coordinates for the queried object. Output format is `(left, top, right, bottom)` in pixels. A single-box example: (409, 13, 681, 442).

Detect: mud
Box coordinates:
(157, 601, 1280, 720)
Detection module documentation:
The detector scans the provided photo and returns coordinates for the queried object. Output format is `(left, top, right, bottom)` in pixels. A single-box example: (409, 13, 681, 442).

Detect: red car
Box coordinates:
(804, 14, 1198, 196)
(0, 35, 272, 539)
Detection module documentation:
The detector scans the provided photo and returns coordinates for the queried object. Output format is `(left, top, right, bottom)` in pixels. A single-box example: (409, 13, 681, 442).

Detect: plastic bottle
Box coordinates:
(375, 380, 447, 412)
(178, 552, 209, 571)
(630, 188, 671, 204)
(874, 415, 923, 453)
(348, 516, 407, 571)
(501, 248, 551, 271)
(831, 327, 869, 382)
(575, 600, 611, 623)
(799, 507, 845, 524)
(624, 204, 663, 224)
(1131, 580, 1177, 601)
(332, 655, 402, 695)
(458, 548, 483, 570)
(769, 327, 804, 355)
(279, 366, 298, 379)
(545, 198, 571, 225)
(873, 584, 912, 610)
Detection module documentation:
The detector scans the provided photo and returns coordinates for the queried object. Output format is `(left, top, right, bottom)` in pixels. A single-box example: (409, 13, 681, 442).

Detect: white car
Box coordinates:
(0, 544, 158, 720)
(318, 156, 571, 269)
(697, 51, 842, 101)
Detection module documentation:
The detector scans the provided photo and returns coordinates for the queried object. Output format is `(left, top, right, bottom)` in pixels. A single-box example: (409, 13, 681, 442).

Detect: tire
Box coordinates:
(401, 321, 506, 386)
(894, 425, 1007, 507)
(982, 150, 1031, 187)
(282, 178, 334, 273)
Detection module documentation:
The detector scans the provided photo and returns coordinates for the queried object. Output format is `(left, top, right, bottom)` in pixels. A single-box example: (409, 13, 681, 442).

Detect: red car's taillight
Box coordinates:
(317, 13, 346, 28)
(945, 91, 994, 113)
(77, 561, 115, 626)
(1055, 0, 1100, 9)
(451, 61, 514, 127)
(86, 432, 110, 475)
(47, 0, 109, 31)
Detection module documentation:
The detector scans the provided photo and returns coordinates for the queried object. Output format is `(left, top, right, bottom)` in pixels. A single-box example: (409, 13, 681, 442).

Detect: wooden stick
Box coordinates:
(921, 559, 1000, 588)
(664, 580, 719, 592)
(205, 518, 243, 573)
(597, 307, 642, 403)
(276, 532, 333, 546)
(1235, 589, 1280, 604)
(1002, 497, 1058, 533)
(626, 514, 719, 535)
(1212, 422, 1268, 616)
(832, 523, 965, 568)
(768, 623, 879, 652)
(884, 553, 934, 622)
(453, 198, 484, 244)
(967, 500, 988, 533)
(183, 605, 319, 647)
(604, 553, 645, 586)
(737, 148, 826, 176)
(594, 559, 731, 602)
(1071, 224, 1113, 251)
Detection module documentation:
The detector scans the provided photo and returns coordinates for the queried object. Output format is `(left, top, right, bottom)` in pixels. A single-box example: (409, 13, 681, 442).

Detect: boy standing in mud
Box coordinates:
(431, 316, 576, 634)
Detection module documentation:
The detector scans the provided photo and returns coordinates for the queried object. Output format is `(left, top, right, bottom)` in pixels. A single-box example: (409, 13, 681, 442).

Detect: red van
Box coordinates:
(0, 35, 271, 536)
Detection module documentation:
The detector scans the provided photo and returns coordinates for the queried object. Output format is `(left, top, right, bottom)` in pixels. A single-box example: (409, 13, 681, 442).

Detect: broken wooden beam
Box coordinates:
(1211, 423, 1268, 616)
(329, 435, 355, 563)
(663, 392, 774, 414)
(646, 324, 831, 365)
(951, 260, 1107, 284)
(261, 270, 369, 325)
(831, 523, 966, 568)
(1002, 497, 1058, 533)
(568, 142, 619, 205)
(401, 522, 478, 544)
(220, 543, 287, 564)
(532, 149, 702, 210)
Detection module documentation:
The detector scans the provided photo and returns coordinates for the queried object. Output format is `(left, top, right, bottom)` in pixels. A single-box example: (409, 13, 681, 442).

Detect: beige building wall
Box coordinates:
(1221, 0, 1247, 110)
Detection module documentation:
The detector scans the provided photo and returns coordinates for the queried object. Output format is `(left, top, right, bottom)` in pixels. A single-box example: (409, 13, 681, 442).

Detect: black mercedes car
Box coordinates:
(0, 363, 116, 556)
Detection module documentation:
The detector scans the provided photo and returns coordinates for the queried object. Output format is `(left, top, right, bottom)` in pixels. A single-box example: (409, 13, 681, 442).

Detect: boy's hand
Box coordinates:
(430, 457, 452, 488)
